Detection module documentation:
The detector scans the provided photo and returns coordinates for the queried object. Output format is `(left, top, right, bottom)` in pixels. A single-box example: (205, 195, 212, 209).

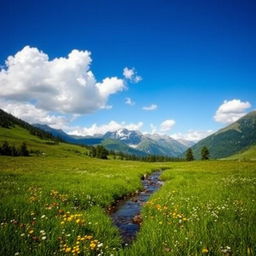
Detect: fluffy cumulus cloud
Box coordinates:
(160, 119, 176, 132)
(214, 99, 251, 124)
(142, 104, 158, 111)
(123, 67, 142, 83)
(0, 100, 68, 129)
(0, 46, 125, 116)
(147, 120, 176, 134)
(125, 97, 135, 106)
(171, 130, 214, 142)
(68, 121, 144, 136)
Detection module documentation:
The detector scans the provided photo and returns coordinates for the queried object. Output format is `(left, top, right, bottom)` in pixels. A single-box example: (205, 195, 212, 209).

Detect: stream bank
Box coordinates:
(110, 171, 163, 245)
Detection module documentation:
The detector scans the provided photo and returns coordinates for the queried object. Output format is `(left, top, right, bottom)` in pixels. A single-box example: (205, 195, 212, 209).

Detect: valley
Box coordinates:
(0, 109, 255, 255)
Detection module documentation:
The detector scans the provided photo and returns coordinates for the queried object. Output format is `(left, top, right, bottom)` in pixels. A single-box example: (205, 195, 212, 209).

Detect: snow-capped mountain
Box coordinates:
(103, 128, 189, 157)
(103, 128, 143, 145)
(33, 125, 192, 157)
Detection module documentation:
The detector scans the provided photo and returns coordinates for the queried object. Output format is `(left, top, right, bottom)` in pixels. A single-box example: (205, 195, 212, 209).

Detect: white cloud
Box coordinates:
(160, 119, 176, 132)
(142, 104, 158, 111)
(214, 99, 251, 123)
(149, 123, 157, 134)
(0, 46, 125, 115)
(0, 100, 68, 129)
(171, 130, 214, 142)
(68, 121, 144, 136)
(125, 97, 135, 106)
(146, 120, 176, 135)
(123, 67, 142, 83)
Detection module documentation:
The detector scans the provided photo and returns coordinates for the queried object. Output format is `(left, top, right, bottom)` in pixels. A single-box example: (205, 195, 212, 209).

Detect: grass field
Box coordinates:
(0, 125, 255, 255)
(1, 155, 255, 256)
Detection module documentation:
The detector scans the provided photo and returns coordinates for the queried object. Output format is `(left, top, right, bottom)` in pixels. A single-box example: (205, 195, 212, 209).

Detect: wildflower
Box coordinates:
(202, 248, 209, 253)
(65, 247, 71, 253)
(14, 253, 20, 256)
(41, 215, 46, 219)
(28, 230, 34, 234)
(220, 246, 232, 254)
(41, 236, 47, 240)
(90, 241, 97, 250)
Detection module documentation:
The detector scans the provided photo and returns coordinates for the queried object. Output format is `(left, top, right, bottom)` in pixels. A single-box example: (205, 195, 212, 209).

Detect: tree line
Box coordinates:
(0, 141, 29, 156)
(87, 146, 183, 162)
(110, 150, 183, 162)
(185, 146, 210, 161)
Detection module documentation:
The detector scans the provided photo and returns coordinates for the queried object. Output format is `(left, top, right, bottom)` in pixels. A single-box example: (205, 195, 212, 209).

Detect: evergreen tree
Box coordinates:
(186, 148, 194, 161)
(90, 147, 96, 157)
(95, 145, 109, 159)
(0, 141, 12, 155)
(11, 146, 19, 156)
(19, 142, 29, 156)
(201, 146, 210, 160)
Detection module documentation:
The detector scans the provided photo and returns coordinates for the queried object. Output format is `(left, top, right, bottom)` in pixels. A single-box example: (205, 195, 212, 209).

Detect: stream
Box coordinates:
(110, 171, 163, 245)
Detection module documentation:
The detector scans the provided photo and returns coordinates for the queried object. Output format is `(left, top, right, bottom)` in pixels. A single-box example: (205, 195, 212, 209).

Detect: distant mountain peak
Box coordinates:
(104, 129, 143, 145)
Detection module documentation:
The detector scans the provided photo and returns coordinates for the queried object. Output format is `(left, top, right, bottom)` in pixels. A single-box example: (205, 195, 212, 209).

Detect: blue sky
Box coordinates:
(0, 0, 255, 140)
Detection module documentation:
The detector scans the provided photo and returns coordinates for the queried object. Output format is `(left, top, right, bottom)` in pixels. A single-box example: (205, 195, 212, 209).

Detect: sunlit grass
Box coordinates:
(0, 125, 255, 255)
(1, 156, 255, 255)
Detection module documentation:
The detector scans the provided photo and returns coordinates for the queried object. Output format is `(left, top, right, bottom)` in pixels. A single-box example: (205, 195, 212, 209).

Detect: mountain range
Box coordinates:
(33, 124, 191, 157)
(34, 111, 256, 159)
(1, 108, 256, 159)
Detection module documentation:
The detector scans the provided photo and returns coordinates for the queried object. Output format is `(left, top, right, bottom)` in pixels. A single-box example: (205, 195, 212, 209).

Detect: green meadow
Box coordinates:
(0, 126, 256, 255)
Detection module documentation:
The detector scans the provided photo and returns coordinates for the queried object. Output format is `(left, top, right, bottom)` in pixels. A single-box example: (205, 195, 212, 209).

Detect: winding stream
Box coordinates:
(110, 171, 163, 244)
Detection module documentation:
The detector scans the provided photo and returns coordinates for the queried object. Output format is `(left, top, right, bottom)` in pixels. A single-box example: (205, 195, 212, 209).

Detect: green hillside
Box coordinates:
(224, 144, 256, 161)
(101, 138, 147, 156)
(0, 109, 89, 157)
(137, 136, 187, 157)
(190, 111, 256, 159)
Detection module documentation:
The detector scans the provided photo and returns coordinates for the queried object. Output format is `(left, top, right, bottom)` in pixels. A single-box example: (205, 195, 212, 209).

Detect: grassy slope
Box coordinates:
(0, 125, 255, 255)
(224, 145, 256, 161)
(0, 125, 90, 157)
(190, 111, 256, 159)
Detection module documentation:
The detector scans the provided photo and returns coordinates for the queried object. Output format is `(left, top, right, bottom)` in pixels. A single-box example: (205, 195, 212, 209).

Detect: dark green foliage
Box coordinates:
(109, 150, 182, 162)
(186, 148, 194, 161)
(0, 141, 12, 155)
(201, 146, 209, 160)
(90, 146, 97, 157)
(10, 145, 19, 156)
(0, 109, 62, 142)
(89, 145, 109, 159)
(95, 145, 109, 159)
(19, 142, 29, 156)
(0, 141, 29, 156)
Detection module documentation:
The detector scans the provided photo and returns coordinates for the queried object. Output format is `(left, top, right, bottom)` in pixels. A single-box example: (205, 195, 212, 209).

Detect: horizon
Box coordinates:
(0, 0, 255, 141)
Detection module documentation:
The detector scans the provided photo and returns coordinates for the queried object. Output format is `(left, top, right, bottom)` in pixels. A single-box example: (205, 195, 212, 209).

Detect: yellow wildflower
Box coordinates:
(65, 247, 71, 253)
(202, 248, 209, 254)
